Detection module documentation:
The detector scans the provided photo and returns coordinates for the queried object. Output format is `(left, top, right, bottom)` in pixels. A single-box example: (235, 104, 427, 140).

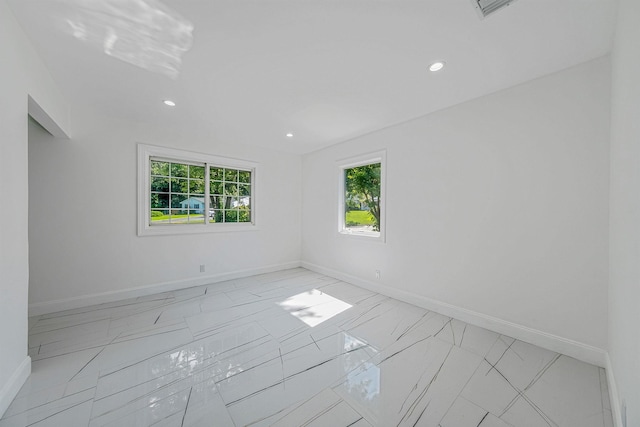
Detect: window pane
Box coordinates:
(210, 167, 224, 181)
(224, 183, 238, 196)
(238, 210, 251, 222)
(237, 196, 250, 208)
(210, 181, 223, 195)
(211, 209, 223, 223)
(193, 199, 204, 212)
(171, 163, 188, 178)
(238, 170, 251, 183)
(150, 209, 169, 223)
(189, 165, 205, 179)
(170, 178, 189, 193)
(151, 161, 170, 176)
(151, 177, 169, 192)
(224, 196, 237, 209)
(192, 199, 205, 212)
(210, 195, 224, 210)
(170, 193, 189, 208)
(225, 168, 238, 182)
(151, 193, 169, 209)
(344, 162, 381, 233)
(225, 210, 238, 222)
(239, 184, 250, 196)
(190, 179, 205, 195)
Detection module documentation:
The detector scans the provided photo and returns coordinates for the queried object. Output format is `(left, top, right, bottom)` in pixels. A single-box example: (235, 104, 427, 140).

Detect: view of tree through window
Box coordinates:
(209, 166, 251, 223)
(149, 159, 251, 225)
(344, 162, 381, 233)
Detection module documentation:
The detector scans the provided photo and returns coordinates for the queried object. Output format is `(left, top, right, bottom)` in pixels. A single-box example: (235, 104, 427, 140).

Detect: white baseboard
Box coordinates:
(605, 353, 623, 427)
(0, 356, 31, 418)
(302, 261, 608, 368)
(29, 261, 302, 316)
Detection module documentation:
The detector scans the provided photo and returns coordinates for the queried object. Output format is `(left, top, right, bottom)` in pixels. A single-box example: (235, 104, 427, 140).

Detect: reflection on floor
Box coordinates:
(1, 268, 613, 426)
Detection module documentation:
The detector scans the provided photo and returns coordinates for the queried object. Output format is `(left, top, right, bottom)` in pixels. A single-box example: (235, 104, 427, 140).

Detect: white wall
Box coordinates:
(28, 107, 301, 309)
(609, 0, 640, 424)
(0, 0, 69, 416)
(302, 57, 610, 352)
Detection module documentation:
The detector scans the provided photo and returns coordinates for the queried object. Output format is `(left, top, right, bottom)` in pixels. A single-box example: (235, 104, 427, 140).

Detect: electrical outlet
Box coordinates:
(200, 264, 205, 273)
(375, 270, 380, 279)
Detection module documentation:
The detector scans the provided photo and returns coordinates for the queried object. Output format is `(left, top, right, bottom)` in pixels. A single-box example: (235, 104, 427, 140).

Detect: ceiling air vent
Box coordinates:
(473, 0, 517, 18)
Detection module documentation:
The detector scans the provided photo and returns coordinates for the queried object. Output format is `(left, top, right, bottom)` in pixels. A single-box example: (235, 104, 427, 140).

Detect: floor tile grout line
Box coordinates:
(435, 356, 488, 426)
(3, 386, 97, 420)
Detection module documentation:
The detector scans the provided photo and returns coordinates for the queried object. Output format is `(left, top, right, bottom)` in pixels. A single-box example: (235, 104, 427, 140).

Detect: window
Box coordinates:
(338, 151, 386, 241)
(209, 166, 252, 224)
(150, 160, 205, 224)
(138, 144, 256, 236)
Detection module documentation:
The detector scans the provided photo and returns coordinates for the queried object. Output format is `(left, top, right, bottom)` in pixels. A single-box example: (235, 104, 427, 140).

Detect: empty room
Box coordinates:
(1, 0, 638, 425)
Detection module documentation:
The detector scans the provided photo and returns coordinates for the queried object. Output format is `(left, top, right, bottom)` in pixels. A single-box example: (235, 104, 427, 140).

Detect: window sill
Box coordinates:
(338, 229, 385, 242)
(138, 223, 258, 237)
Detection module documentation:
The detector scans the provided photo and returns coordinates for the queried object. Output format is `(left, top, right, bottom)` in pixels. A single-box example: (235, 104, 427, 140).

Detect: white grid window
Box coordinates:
(138, 144, 257, 236)
(208, 166, 252, 224)
(150, 159, 206, 225)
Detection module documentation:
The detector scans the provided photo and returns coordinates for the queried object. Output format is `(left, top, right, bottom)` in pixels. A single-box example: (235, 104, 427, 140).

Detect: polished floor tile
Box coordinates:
(1, 268, 613, 426)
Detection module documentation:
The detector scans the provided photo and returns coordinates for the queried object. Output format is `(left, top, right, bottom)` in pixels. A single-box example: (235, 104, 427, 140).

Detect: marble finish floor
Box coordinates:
(1, 268, 613, 426)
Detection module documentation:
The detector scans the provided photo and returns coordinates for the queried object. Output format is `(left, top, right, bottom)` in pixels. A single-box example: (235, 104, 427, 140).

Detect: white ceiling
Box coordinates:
(8, 0, 617, 154)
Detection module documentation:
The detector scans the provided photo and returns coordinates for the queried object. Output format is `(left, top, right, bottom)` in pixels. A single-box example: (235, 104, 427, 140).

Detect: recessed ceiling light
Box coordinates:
(286, 133, 293, 138)
(429, 61, 445, 72)
(163, 100, 176, 107)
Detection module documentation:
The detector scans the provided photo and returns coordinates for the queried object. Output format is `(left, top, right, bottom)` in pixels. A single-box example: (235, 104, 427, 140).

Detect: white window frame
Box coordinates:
(337, 150, 386, 242)
(138, 144, 257, 237)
